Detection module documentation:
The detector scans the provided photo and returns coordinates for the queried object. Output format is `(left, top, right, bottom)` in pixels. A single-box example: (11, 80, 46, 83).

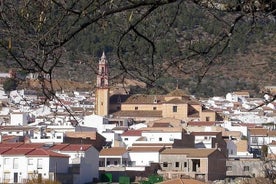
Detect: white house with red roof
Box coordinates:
(49, 143, 99, 184)
(0, 145, 69, 183)
(120, 130, 142, 147)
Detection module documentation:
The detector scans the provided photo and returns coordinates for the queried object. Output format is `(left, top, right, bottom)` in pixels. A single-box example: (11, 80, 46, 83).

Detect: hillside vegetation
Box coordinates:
(1, 2, 275, 97)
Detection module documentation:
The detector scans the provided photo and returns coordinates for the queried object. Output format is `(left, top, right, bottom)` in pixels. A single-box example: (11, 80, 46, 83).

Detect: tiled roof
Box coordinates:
(0, 147, 12, 154)
(27, 148, 69, 158)
(187, 121, 217, 126)
(0, 142, 23, 148)
(128, 147, 165, 152)
(148, 118, 183, 128)
(152, 123, 172, 128)
(132, 143, 173, 147)
(233, 91, 250, 96)
(0, 126, 36, 131)
(139, 127, 184, 132)
(17, 143, 45, 148)
(112, 110, 162, 117)
(161, 148, 217, 157)
(267, 130, 276, 136)
(65, 131, 97, 140)
(121, 130, 142, 137)
(159, 178, 206, 184)
(165, 98, 189, 104)
(49, 144, 92, 152)
(166, 89, 190, 97)
(191, 132, 221, 136)
(122, 94, 164, 104)
(100, 147, 127, 156)
(249, 128, 268, 136)
(2, 148, 34, 155)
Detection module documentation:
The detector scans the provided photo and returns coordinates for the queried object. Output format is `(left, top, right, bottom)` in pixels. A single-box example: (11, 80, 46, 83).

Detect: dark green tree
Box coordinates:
(3, 78, 18, 93)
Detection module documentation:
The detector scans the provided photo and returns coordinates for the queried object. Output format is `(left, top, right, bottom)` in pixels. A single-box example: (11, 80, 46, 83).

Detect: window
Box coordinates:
(184, 162, 187, 167)
(13, 158, 19, 169)
(56, 136, 62, 139)
(107, 161, 110, 165)
(114, 161, 118, 165)
(163, 162, 168, 167)
(117, 106, 121, 110)
(226, 166, 232, 171)
(175, 162, 179, 168)
(124, 138, 128, 141)
(173, 106, 177, 112)
(159, 137, 162, 141)
(206, 117, 210, 121)
(4, 158, 9, 165)
(153, 107, 157, 110)
(243, 166, 249, 171)
(28, 159, 33, 165)
(135, 106, 138, 110)
(252, 137, 258, 143)
(37, 159, 43, 169)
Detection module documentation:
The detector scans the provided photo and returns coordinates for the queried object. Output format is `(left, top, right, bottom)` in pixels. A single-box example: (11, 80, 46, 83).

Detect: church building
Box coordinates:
(95, 53, 217, 122)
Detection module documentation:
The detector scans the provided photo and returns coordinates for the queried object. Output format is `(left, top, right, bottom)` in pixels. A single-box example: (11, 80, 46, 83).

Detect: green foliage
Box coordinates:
(261, 145, 268, 158)
(3, 78, 18, 93)
(25, 175, 61, 184)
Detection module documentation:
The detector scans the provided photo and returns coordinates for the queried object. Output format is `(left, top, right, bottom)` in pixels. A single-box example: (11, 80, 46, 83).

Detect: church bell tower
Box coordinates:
(95, 52, 109, 116)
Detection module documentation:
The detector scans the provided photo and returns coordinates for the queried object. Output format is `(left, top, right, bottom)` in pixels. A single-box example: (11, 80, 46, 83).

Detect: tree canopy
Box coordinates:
(0, 0, 275, 98)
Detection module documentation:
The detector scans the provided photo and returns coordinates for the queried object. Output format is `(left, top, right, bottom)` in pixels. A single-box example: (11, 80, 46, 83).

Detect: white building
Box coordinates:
(0, 146, 69, 183)
(10, 111, 30, 126)
(128, 147, 164, 166)
(49, 143, 99, 184)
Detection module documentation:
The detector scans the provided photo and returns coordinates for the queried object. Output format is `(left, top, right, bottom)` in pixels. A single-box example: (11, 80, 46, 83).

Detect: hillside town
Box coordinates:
(0, 53, 276, 184)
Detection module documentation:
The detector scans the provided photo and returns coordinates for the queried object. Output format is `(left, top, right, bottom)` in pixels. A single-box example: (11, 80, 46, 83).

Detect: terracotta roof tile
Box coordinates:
(99, 147, 127, 156)
(2, 148, 35, 155)
(166, 89, 190, 97)
(65, 131, 97, 140)
(122, 94, 164, 104)
(0, 147, 12, 154)
(0, 142, 23, 148)
(165, 98, 188, 104)
(27, 148, 69, 158)
(112, 110, 162, 117)
(159, 178, 206, 184)
(187, 121, 217, 126)
(139, 127, 184, 132)
(128, 147, 165, 152)
(191, 132, 221, 136)
(249, 128, 268, 136)
(161, 148, 217, 157)
(132, 143, 173, 147)
(121, 130, 142, 137)
(49, 144, 92, 151)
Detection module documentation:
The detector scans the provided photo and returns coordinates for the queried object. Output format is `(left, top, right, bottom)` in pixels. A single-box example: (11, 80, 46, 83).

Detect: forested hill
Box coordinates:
(1, 2, 275, 97)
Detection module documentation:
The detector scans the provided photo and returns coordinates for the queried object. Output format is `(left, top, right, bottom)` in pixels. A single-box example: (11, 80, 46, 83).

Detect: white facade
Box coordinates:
(141, 131, 182, 143)
(0, 150, 69, 183)
(83, 114, 114, 133)
(10, 112, 29, 126)
(121, 135, 141, 147)
(194, 135, 213, 148)
(52, 145, 99, 184)
(222, 121, 248, 137)
(128, 151, 160, 166)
